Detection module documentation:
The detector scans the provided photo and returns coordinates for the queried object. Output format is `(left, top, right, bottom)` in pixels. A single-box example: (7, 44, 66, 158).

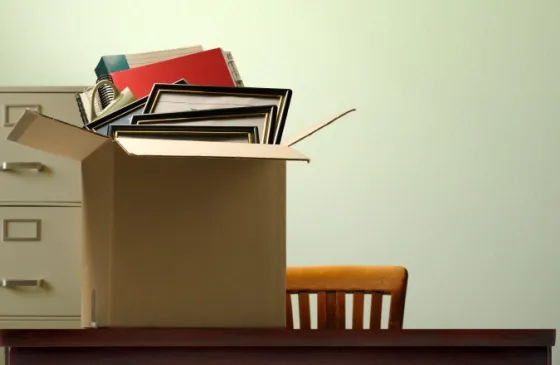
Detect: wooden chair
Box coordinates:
(286, 265, 408, 330)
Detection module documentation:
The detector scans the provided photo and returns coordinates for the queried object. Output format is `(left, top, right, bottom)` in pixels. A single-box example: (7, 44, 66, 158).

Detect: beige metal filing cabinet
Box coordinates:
(0, 87, 85, 364)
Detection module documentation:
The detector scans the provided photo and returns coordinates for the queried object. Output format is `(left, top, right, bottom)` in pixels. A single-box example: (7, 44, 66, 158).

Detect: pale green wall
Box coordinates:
(1, 0, 559, 355)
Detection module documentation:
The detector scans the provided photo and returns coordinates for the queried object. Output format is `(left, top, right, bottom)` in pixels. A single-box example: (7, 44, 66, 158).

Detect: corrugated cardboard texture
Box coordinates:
(115, 136, 309, 161)
(81, 143, 287, 328)
(7, 109, 108, 161)
(282, 108, 357, 147)
(7, 107, 357, 329)
(81, 142, 116, 327)
(8, 108, 357, 161)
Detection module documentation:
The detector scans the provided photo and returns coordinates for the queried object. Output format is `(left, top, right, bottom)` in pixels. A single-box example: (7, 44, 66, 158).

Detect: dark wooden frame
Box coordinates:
(84, 79, 188, 135)
(142, 83, 291, 144)
(131, 105, 277, 144)
(108, 124, 260, 144)
(0, 329, 555, 365)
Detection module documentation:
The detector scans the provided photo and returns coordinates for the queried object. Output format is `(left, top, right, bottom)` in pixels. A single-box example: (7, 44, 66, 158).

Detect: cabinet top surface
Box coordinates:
(0, 86, 88, 93)
(0, 329, 555, 348)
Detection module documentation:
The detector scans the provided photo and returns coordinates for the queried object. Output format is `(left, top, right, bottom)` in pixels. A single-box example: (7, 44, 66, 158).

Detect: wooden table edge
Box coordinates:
(0, 329, 555, 348)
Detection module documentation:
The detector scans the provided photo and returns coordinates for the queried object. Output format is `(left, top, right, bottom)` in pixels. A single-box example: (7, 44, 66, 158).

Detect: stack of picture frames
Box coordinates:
(83, 78, 292, 145)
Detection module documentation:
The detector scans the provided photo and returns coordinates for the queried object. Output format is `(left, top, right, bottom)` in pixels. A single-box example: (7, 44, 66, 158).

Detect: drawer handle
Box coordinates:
(0, 162, 44, 172)
(1, 279, 42, 288)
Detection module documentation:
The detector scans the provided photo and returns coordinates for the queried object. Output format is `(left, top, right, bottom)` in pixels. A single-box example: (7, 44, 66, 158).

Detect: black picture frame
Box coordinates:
(131, 105, 277, 145)
(108, 124, 260, 144)
(142, 83, 291, 144)
(85, 79, 188, 136)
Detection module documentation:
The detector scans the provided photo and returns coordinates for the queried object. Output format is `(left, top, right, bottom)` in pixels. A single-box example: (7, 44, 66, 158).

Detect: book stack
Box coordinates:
(77, 44, 293, 145)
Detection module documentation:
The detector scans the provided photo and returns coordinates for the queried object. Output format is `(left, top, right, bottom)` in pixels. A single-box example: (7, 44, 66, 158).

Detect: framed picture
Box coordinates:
(142, 83, 291, 144)
(85, 79, 188, 136)
(108, 124, 260, 144)
(131, 105, 277, 144)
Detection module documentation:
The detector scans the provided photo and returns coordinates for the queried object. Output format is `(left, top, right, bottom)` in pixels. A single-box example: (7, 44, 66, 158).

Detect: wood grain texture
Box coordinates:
(352, 292, 365, 330)
(3, 329, 555, 365)
(0, 87, 87, 93)
(286, 266, 408, 329)
(0, 329, 554, 348)
(7, 346, 551, 365)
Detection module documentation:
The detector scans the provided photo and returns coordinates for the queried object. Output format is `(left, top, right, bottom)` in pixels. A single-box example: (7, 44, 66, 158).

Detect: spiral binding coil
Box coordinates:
(96, 74, 115, 109)
(76, 93, 89, 127)
(75, 74, 116, 126)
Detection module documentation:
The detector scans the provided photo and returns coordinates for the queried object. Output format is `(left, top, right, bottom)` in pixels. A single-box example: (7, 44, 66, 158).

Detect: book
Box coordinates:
(110, 48, 243, 99)
(221, 50, 244, 87)
(77, 46, 205, 125)
(76, 46, 244, 125)
(94, 45, 205, 78)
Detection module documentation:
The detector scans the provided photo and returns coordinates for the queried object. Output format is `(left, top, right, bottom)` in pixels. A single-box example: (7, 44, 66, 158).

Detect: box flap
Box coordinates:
(282, 108, 357, 147)
(115, 136, 310, 162)
(7, 109, 109, 161)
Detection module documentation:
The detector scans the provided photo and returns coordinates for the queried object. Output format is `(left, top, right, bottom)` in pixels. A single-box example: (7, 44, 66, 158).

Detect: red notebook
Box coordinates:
(110, 48, 236, 98)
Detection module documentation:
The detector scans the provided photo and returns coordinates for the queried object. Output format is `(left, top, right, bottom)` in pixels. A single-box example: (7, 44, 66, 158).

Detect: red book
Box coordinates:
(110, 48, 236, 98)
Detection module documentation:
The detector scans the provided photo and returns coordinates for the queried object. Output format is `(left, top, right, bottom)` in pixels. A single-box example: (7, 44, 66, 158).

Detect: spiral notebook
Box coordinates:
(75, 74, 117, 125)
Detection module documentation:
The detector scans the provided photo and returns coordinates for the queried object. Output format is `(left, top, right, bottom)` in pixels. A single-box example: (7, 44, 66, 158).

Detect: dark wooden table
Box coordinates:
(0, 328, 555, 365)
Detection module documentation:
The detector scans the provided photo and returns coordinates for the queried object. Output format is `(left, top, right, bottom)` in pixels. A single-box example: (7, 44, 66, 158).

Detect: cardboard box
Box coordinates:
(7, 108, 356, 328)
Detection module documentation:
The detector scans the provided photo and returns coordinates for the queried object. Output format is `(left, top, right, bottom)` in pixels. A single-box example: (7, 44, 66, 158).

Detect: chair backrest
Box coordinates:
(286, 265, 408, 330)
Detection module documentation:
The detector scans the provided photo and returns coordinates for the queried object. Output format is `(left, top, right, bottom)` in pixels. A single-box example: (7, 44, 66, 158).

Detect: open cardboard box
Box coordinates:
(7, 108, 356, 328)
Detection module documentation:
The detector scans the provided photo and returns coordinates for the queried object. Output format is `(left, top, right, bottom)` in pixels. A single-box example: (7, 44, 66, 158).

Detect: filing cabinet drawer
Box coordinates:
(0, 206, 81, 318)
(0, 142, 81, 202)
(0, 90, 84, 202)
